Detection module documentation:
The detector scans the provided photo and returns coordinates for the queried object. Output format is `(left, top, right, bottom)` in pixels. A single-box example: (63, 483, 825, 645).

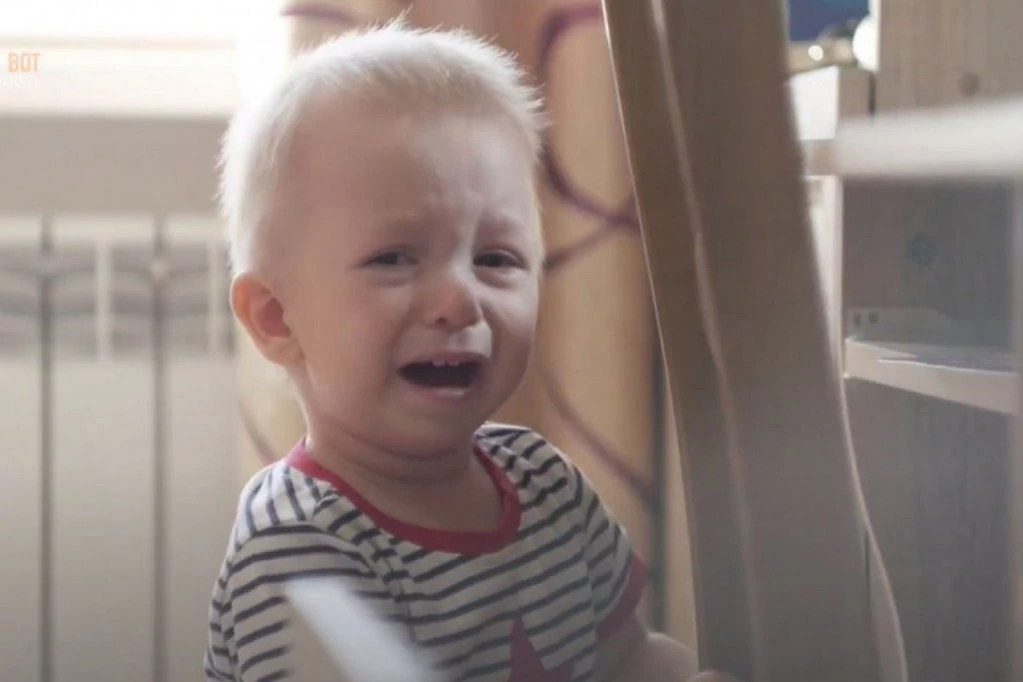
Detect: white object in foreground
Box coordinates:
(285, 577, 441, 682)
(834, 96, 1023, 179)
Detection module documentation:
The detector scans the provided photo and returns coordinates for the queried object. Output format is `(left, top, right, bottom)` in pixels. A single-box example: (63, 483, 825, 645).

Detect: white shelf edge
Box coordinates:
(789, 65, 872, 140)
(788, 65, 871, 177)
(845, 337, 1016, 414)
(801, 139, 835, 176)
(833, 97, 1023, 180)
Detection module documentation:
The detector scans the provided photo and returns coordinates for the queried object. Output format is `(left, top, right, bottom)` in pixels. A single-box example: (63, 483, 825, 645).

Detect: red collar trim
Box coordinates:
(286, 439, 522, 555)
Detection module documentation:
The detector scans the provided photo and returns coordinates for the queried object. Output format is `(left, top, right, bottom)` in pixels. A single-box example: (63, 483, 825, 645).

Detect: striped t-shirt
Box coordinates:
(204, 423, 645, 682)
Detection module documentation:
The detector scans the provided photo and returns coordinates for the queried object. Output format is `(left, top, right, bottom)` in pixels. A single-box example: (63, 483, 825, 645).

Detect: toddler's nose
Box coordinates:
(424, 271, 483, 330)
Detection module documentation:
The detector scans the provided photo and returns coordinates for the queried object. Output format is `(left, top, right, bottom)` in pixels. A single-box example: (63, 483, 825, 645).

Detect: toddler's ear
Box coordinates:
(230, 273, 304, 367)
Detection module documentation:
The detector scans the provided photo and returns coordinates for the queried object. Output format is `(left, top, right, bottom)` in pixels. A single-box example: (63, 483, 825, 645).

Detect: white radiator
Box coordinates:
(0, 210, 239, 682)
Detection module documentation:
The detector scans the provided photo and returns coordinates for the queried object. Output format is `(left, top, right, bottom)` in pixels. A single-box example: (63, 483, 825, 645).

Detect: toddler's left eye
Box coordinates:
(475, 252, 519, 268)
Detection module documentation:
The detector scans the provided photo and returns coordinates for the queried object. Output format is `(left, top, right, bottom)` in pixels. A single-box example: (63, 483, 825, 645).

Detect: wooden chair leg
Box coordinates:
(602, 1, 892, 680)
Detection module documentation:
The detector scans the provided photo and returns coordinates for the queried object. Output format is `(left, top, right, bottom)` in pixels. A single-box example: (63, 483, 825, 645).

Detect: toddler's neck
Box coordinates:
(302, 428, 506, 535)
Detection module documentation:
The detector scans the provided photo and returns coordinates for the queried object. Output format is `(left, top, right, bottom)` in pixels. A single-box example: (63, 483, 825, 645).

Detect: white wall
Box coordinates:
(0, 45, 238, 118)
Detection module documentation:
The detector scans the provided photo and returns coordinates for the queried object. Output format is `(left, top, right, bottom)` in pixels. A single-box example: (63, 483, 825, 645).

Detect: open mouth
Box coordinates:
(399, 360, 481, 389)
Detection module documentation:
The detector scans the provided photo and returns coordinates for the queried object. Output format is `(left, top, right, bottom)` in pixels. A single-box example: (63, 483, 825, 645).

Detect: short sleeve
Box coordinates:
(569, 463, 647, 640)
(205, 526, 396, 682)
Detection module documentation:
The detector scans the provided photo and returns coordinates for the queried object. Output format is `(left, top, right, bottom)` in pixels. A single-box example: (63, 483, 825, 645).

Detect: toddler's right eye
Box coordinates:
(366, 251, 413, 267)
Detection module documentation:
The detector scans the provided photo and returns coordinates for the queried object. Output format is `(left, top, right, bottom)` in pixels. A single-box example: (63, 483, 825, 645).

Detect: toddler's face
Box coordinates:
(280, 105, 543, 456)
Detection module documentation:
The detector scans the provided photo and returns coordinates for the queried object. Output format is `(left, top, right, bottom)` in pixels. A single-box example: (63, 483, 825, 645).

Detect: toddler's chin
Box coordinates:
(397, 409, 489, 444)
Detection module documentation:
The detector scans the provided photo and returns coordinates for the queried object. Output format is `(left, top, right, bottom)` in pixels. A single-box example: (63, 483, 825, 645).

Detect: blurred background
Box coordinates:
(0, 1, 868, 681)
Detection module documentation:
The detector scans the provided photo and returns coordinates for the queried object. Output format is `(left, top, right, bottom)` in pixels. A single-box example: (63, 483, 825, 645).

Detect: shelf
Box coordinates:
(789, 66, 872, 140)
(801, 139, 836, 176)
(845, 337, 1016, 414)
(833, 96, 1023, 180)
(788, 65, 871, 177)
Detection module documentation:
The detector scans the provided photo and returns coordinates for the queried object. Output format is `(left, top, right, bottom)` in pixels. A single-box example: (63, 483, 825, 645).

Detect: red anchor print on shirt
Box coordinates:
(506, 618, 573, 682)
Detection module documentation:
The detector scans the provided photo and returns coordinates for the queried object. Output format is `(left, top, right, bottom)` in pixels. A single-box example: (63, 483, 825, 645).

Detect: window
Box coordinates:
(0, 0, 248, 42)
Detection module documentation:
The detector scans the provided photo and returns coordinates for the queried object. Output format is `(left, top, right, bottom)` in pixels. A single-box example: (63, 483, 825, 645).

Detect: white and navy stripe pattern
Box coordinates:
(204, 424, 644, 682)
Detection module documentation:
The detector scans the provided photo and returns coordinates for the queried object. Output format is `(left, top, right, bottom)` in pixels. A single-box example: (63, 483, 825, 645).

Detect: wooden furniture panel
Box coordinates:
(838, 2, 1023, 680)
(603, 1, 882, 680)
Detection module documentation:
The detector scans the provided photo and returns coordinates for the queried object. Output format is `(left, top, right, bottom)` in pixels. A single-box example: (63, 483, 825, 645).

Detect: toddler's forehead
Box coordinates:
(283, 102, 435, 185)
(274, 96, 539, 241)
(288, 102, 526, 188)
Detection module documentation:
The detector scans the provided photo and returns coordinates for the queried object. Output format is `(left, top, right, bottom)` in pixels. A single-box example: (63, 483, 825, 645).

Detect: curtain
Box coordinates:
(234, 0, 695, 645)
